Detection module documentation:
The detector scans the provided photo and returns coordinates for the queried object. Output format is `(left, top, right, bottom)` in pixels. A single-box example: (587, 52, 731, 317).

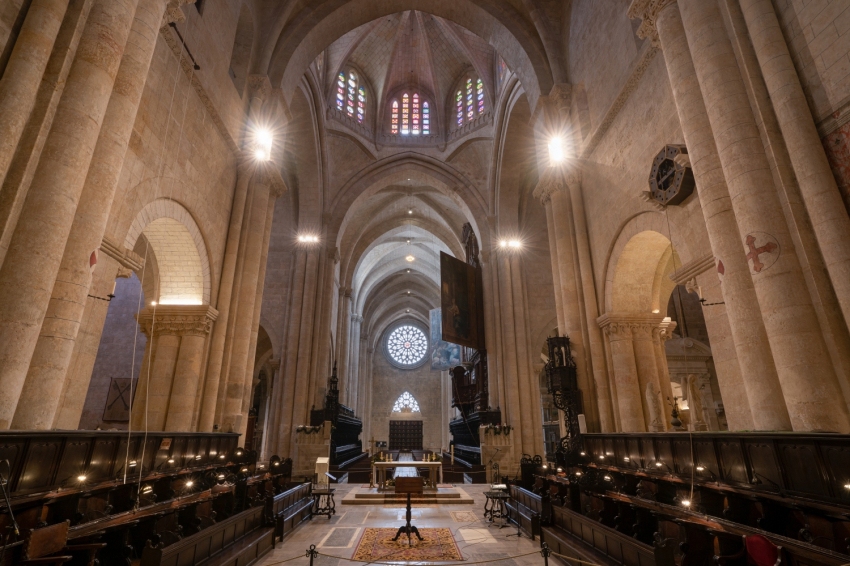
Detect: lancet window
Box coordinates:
(390, 93, 430, 135)
(336, 70, 366, 123)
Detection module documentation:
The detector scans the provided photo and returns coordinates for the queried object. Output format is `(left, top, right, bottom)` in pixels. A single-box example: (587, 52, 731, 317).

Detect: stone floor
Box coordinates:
(256, 484, 550, 565)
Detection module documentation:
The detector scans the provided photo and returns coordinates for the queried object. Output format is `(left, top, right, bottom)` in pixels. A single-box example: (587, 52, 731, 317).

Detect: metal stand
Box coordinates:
(391, 493, 423, 544)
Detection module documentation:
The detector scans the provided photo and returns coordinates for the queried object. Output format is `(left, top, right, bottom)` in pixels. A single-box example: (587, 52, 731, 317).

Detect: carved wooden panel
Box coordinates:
(88, 436, 118, 482)
(777, 442, 829, 497)
(717, 440, 748, 485)
(745, 441, 781, 490)
(18, 439, 61, 492)
(820, 442, 850, 503)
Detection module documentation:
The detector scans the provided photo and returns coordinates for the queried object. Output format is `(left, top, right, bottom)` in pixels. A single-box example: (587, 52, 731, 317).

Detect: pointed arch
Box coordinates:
(392, 391, 421, 413)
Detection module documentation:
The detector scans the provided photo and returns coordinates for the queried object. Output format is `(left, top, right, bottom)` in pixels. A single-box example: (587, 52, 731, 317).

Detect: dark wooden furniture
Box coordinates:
(505, 485, 543, 540)
(389, 421, 423, 450)
(310, 488, 335, 518)
(266, 483, 312, 541)
(310, 364, 364, 466)
(392, 477, 424, 543)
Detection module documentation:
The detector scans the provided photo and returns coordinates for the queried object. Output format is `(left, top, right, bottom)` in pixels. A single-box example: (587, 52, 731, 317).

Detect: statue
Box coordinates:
(645, 382, 665, 432)
(687, 374, 708, 431)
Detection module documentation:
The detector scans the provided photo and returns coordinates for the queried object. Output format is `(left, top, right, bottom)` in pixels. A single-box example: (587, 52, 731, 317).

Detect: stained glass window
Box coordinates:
(392, 391, 421, 413)
(477, 78, 484, 114)
(466, 78, 474, 121)
(391, 100, 399, 134)
(386, 325, 427, 365)
(338, 71, 365, 121)
(456, 90, 463, 126)
(412, 94, 420, 134)
(422, 102, 430, 135)
(401, 93, 409, 134)
(336, 72, 345, 111)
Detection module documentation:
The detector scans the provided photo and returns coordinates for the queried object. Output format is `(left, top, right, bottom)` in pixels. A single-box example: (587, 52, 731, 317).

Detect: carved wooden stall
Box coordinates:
(0, 431, 310, 565)
(310, 363, 367, 479)
(512, 432, 850, 566)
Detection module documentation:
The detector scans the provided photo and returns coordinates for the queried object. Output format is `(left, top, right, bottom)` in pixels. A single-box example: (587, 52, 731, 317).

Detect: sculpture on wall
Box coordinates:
(687, 374, 708, 431)
(645, 382, 665, 432)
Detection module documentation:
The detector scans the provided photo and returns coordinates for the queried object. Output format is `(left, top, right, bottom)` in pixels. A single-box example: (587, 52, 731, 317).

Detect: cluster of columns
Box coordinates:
(535, 164, 614, 434)
(130, 305, 218, 431)
(597, 314, 676, 432)
(0, 0, 192, 430)
(614, 0, 850, 432)
(0, 0, 286, 443)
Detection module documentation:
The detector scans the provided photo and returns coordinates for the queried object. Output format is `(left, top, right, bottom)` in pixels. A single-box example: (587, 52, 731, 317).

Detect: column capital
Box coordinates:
(351, 314, 364, 324)
(597, 312, 667, 335)
(627, 0, 677, 47)
(247, 74, 273, 102)
(339, 286, 353, 298)
(256, 161, 288, 197)
(162, 0, 194, 26)
(136, 305, 219, 337)
(533, 163, 581, 205)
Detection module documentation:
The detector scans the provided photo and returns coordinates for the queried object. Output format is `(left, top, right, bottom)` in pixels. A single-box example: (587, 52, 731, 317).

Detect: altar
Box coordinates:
(372, 461, 443, 489)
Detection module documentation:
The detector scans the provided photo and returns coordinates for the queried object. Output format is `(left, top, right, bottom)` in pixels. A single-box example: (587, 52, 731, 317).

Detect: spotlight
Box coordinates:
(77, 474, 87, 483)
(219, 454, 226, 459)
(406, 309, 410, 313)
(297, 235, 319, 243)
(556, 467, 563, 473)
(580, 452, 586, 456)
(406, 239, 410, 244)
(681, 499, 691, 507)
(142, 485, 152, 494)
(599, 455, 605, 461)
(217, 474, 226, 480)
(624, 457, 630, 462)
(575, 471, 582, 477)
(150, 301, 157, 306)
(408, 209, 413, 215)
(509, 240, 521, 248)
(236, 450, 243, 456)
(273, 462, 280, 467)
(655, 462, 663, 468)
(253, 128, 273, 161)
(696, 465, 705, 472)
(185, 480, 194, 488)
(241, 467, 248, 473)
(499, 240, 507, 248)
(542, 465, 548, 470)
(652, 309, 660, 314)
(549, 137, 566, 164)
(844, 483, 850, 490)
(603, 475, 612, 482)
(167, 458, 175, 464)
(406, 269, 410, 273)
(129, 460, 137, 467)
(406, 255, 415, 262)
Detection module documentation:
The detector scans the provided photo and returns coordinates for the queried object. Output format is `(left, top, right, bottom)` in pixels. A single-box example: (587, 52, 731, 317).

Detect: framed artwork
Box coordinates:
(440, 251, 482, 349)
(103, 377, 132, 422)
(430, 308, 461, 370)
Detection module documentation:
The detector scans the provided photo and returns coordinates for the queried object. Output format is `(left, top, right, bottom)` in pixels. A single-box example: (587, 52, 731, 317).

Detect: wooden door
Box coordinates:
(389, 421, 423, 450)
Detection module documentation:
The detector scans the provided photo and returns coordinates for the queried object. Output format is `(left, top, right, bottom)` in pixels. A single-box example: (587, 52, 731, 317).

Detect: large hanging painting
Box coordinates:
(430, 308, 461, 370)
(440, 251, 482, 349)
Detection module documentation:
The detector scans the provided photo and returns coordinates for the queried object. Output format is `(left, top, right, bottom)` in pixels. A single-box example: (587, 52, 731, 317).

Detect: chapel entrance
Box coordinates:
(389, 420, 423, 450)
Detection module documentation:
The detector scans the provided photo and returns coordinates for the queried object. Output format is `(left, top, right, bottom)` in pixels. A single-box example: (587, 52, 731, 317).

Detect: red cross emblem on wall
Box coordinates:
(744, 233, 779, 273)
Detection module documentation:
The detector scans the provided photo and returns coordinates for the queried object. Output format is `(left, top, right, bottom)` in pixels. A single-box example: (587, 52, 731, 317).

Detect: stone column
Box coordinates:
(163, 307, 217, 431)
(0, 0, 139, 429)
(676, 0, 849, 432)
(740, 0, 850, 325)
(336, 288, 352, 405)
(348, 313, 363, 411)
(199, 158, 253, 431)
(629, 0, 791, 430)
(221, 170, 272, 434)
(599, 317, 645, 432)
(651, 323, 675, 429)
(631, 321, 666, 431)
(540, 195, 566, 331)
(497, 252, 528, 453)
(0, 0, 69, 191)
(14, 0, 170, 430)
(536, 168, 600, 431)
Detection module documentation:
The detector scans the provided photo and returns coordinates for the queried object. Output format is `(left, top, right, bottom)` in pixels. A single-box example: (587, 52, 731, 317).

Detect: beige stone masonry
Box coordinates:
(0, 0, 140, 430)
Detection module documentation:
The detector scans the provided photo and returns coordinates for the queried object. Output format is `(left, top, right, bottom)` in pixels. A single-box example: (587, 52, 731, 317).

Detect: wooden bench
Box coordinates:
(265, 483, 312, 541)
(505, 485, 544, 540)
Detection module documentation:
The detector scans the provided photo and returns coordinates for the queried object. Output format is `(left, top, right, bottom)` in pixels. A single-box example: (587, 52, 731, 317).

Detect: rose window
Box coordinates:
(386, 325, 428, 366)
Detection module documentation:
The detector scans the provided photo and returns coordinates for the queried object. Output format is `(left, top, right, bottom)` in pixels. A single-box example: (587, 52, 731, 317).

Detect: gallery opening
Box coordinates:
(0, 0, 848, 564)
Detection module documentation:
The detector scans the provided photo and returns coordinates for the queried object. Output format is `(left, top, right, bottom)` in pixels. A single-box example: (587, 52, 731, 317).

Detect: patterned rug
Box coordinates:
(351, 527, 464, 562)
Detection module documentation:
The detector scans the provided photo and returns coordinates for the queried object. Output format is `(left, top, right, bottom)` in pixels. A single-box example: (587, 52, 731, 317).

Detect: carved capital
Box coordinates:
(339, 286, 353, 298)
(533, 162, 581, 205)
(254, 161, 287, 197)
(136, 305, 219, 338)
(628, 0, 677, 47)
(327, 247, 340, 263)
(351, 314, 364, 324)
(162, 0, 195, 26)
(247, 75, 273, 102)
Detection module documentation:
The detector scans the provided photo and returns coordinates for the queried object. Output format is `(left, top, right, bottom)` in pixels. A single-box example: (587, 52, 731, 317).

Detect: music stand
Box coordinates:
(392, 477, 424, 544)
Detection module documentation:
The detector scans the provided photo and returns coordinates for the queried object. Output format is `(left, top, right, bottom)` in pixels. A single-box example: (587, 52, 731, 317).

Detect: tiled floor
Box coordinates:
(256, 484, 549, 565)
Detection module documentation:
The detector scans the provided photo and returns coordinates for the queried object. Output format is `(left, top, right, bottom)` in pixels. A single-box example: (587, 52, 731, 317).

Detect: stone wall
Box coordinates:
(367, 344, 448, 453)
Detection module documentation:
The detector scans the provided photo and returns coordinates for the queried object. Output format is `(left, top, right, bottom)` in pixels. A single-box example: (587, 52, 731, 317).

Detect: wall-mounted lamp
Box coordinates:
(549, 137, 566, 164)
(298, 235, 319, 243)
(253, 129, 273, 161)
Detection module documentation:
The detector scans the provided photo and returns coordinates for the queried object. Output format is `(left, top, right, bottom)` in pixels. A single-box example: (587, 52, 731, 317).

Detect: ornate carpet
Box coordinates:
(351, 527, 464, 562)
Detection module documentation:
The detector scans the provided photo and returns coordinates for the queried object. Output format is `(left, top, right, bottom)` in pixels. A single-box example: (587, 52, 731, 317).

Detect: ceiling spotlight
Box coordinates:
(406, 255, 415, 262)
(253, 128, 273, 161)
(406, 269, 410, 273)
(681, 499, 691, 507)
(509, 240, 521, 248)
(406, 239, 410, 244)
(408, 209, 413, 215)
(298, 235, 319, 243)
(406, 309, 410, 313)
(549, 137, 566, 164)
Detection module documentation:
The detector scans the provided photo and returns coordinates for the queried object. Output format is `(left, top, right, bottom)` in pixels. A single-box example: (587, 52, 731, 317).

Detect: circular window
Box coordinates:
(386, 324, 428, 367)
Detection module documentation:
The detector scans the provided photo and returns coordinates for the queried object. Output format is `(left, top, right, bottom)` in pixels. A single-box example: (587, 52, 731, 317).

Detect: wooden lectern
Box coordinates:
(392, 477, 424, 543)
